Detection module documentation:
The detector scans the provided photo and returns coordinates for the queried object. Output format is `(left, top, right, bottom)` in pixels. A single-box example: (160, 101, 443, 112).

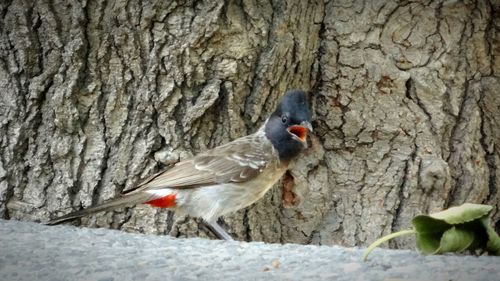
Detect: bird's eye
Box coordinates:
(281, 115, 288, 124)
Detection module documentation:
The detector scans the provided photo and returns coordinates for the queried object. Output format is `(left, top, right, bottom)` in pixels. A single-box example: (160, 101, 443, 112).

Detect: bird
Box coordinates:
(46, 89, 313, 240)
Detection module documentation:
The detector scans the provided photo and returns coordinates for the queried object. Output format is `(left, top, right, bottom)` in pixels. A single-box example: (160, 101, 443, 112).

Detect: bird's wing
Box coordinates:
(125, 132, 275, 193)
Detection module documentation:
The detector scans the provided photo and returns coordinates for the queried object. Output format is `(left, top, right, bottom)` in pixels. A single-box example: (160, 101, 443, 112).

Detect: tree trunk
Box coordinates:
(1, 0, 498, 248)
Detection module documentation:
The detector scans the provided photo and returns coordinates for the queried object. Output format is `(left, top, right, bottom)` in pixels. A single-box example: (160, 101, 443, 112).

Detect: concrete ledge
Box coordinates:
(0, 219, 498, 281)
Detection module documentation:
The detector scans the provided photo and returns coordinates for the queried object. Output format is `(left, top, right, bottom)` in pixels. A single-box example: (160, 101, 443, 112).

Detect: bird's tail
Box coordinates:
(45, 192, 152, 225)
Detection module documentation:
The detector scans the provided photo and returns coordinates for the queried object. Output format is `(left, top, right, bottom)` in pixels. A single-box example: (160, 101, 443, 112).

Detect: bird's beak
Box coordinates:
(300, 121, 313, 132)
(287, 121, 313, 148)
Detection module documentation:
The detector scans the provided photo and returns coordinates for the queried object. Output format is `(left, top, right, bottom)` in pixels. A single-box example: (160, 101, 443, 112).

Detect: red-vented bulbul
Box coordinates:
(47, 90, 313, 240)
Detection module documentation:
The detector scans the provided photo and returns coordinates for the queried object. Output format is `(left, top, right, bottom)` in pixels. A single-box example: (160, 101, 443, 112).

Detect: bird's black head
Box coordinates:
(265, 90, 312, 161)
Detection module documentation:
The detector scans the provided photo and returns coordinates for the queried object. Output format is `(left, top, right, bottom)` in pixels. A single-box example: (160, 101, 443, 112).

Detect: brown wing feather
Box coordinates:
(125, 131, 273, 193)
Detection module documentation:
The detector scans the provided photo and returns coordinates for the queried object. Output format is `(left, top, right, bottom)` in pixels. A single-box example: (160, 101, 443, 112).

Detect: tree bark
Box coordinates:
(1, 0, 498, 248)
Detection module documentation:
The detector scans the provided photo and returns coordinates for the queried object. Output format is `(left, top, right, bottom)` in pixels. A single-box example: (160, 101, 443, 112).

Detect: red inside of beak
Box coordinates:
(287, 125, 308, 142)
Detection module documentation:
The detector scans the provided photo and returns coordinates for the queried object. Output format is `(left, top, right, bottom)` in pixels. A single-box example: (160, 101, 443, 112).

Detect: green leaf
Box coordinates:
(410, 203, 497, 255)
(412, 215, 451, 255)
(480, 217, 500, 255)
(415, 232, 441, 255)
(362, 203, 500, 262)
(412, 215, 451, 233)
(429, 203, 492, 225)
(436, 226, 475, 254)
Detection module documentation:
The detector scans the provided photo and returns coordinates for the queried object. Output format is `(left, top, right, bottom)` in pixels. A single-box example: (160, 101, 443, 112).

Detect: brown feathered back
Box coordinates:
(125, 128, 274, 193)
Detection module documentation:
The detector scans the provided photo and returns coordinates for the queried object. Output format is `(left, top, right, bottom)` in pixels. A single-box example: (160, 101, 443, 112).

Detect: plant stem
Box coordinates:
(363, 228, 417, 261)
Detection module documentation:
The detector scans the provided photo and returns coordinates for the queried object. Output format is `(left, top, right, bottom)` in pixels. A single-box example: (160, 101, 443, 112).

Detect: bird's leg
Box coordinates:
(204, 220, 234, 241)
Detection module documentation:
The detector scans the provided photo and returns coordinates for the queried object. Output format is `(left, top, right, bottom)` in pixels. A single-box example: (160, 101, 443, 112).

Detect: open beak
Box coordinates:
(287, 121, 313, 147)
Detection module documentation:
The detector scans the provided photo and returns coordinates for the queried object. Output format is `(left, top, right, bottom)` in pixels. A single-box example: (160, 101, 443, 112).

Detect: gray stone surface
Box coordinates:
(0, 219, 498, 281)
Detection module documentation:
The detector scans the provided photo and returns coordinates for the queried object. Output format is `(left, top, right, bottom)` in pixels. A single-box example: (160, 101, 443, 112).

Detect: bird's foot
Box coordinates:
(204, 220, 234, 241)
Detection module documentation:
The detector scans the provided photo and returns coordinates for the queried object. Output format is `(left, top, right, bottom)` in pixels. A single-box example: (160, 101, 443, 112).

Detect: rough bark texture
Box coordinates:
(0, 0, 498, 248)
